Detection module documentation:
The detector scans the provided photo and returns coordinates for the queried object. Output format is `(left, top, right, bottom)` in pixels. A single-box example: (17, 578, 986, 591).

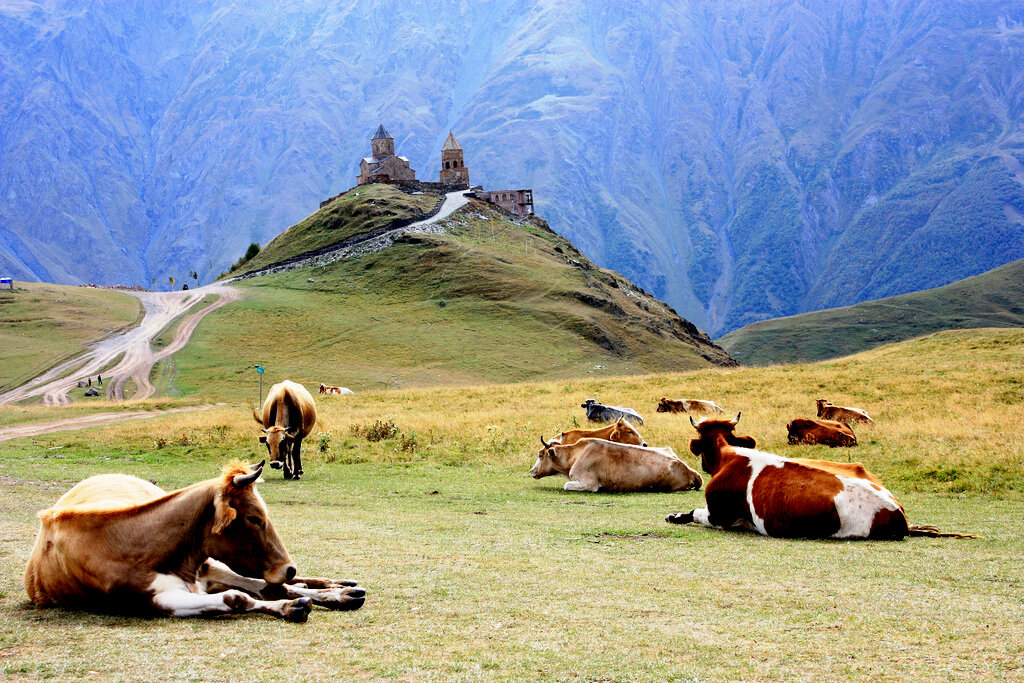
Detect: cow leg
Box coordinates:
(666, 511, 695, 525)
(199, 560, 364, 611)
(563, 479, 600, 492)
(149, 574, 311, 621)
(292, 438, 304, 478)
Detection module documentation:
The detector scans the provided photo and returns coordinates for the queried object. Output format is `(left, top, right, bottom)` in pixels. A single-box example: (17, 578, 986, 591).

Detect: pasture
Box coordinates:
(0, 329, 1022, 680)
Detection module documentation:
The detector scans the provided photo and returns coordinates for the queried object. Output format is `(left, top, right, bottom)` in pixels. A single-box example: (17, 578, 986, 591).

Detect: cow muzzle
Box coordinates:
(266, 561, 297, 585)
(269, 460, 283, 469)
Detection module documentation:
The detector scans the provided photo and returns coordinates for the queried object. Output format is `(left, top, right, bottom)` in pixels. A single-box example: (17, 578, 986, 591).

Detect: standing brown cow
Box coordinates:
(254, 380, 317, 480)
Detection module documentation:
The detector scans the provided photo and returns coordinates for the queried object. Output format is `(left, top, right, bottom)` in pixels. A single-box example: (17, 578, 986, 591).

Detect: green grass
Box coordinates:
(720, 258, 1024, 366)
(0, 329, 1022, 679)
(172, 201, 731, 401)
(233, 184, 442, 275)
(0, 283, 142, 392)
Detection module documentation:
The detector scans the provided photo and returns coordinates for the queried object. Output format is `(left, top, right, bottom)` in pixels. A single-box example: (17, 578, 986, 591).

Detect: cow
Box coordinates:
(665, 414, 971, 539)
(816, 398, 874, 424)
(254, 380, 316, 480)
(547, 418, 647, 448)
(23, 460, 365, 620)
(787, 418, 858, 447)
(319, 383, 354, 396)
(531, 438, 702, 492)
(656, 397, 725, 415)
(581, 398, 644, 425)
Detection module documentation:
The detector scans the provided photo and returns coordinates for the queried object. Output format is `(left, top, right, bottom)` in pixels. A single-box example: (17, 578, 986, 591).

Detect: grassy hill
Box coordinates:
(0, 283, 141, 391)
(719, 258, 1024, 366)
(231, 184, 442, 275)
(178, 188, 734, 399)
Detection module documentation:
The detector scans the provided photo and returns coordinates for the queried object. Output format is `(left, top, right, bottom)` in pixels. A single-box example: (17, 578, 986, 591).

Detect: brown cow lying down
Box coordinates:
(531, 437, 703, 492)
(24, 460, 365, 620)
(656, 397, 725, 415)
(666, 415, 973, 538)
(787, 418, 858, 447)
(816, 398, 873, 424)
(319, 383, 354, 395)
(546, 418, 647, 447)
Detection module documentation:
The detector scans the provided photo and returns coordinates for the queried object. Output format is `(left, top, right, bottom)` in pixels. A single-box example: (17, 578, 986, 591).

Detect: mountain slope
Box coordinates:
(167, 187, 734, 397)
(3, 1, 1024, 335)
(718, 259, 1024, 366)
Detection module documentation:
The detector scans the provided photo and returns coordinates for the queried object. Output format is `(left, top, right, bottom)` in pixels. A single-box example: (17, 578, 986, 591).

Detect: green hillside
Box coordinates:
(719, 259, 1024, 366)
(0, 283, 141, 391)
(232, 184, 441, 275)
(176, 191, 734, 399)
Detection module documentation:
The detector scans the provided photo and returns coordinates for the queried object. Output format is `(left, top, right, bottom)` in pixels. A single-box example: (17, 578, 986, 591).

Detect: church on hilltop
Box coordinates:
(354, 123, 532, 214)
(356, 124, 416, 185)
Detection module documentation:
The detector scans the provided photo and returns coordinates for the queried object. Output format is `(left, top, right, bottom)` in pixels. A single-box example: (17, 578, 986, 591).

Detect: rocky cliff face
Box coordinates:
(2, 1, 1023, 335)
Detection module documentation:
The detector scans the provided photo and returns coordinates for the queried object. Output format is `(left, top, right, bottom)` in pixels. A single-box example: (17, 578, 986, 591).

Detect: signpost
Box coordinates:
(254, 364, 265, 405)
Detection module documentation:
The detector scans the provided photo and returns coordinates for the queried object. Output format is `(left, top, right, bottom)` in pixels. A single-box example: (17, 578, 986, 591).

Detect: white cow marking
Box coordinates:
(734, 446, 786, 537)
(832, 476, 901, 539)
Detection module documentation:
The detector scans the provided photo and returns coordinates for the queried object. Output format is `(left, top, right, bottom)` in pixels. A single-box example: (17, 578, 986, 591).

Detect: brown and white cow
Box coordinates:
(787, 418, 858, 447)
(531, 438, 703, 492)
(319, 383, 353, 396)
(547, 418, 647, 448)
(254, 380, 317, 480)
(656, 397, 725, 415)
(816, 399, 874, 424)
(24, 460, 365, 620)
(666, 414, 910, 539)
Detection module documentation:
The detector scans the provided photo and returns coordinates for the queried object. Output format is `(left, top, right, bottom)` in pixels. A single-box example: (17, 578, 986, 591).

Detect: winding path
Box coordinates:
(0, 281, 240, 406)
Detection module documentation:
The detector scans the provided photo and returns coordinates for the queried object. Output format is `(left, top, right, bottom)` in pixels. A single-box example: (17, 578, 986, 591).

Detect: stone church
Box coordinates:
(356, 124, 416, 185)
(439, 132, 469, 188)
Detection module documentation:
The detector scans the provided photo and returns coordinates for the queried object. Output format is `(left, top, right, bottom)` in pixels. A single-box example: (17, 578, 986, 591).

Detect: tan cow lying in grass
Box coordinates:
(547, 418, 647, 447)
(24, 461, 365, 620)
(319, 383, 354, 395)
(255, 380, 317, 480)
(656, 397, 725, 415)
(816, 398, 874, 424)
(531, 438, 703, 492)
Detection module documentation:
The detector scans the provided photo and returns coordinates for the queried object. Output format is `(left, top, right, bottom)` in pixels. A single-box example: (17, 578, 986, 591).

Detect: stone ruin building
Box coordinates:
(355, 124, 533, 215)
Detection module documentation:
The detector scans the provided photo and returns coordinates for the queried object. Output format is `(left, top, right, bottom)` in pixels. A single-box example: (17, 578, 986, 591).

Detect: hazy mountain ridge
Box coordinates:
(2, 0, 1024, 335)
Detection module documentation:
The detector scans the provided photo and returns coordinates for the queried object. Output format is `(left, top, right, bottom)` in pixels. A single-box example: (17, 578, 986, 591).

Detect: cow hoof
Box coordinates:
(283, 470, 293, 480)
(666, 512, 694, 525)
(293, 474, 301, 481)
(285, 597, 312, 623)
(269, 461, 282, 469)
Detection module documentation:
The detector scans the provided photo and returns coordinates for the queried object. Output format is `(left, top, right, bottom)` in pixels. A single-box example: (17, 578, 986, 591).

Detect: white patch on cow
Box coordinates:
(692, 508, 712, 527)
(150, 573, 236, 617)
(564, 480, 598, 492)
(832, 476, 901, 539)
(734, 446, 787, 537)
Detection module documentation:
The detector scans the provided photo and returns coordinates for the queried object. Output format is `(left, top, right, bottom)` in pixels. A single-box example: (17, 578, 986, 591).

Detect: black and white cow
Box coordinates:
(581, 398, 644, 426)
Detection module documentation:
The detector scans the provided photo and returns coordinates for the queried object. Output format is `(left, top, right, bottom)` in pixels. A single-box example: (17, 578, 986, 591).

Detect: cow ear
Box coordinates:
(258, 434, 267, 443)
(689, 439, 701, 455)
(212, 495, 237, 534)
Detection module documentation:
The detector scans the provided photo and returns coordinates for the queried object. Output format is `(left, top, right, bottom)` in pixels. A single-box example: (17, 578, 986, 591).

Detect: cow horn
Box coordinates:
(689, 416, 699, 429)
(540, 437, 551, 449)
(250, 460, 265, 471)
(730, 412, 741, 426)
(261, 427, 267, 433)
(233, 464, 263, 488)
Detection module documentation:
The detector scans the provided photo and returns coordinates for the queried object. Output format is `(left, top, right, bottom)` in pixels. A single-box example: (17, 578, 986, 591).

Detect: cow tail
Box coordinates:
(907, 524, 979, 539)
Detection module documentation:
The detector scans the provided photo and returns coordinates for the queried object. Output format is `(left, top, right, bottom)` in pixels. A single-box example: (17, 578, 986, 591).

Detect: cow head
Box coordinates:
(688, 414, 756, 474)
(531, 437, 565, 479)
(319, 383, 326, 394)
(259, 426, 295, 470)
(656, 398, 670, 413)
(581, 398, 596, 409)
(815, 398, 830, 416)
(203, 460, 296, 585)
(610, 418, 646, 447)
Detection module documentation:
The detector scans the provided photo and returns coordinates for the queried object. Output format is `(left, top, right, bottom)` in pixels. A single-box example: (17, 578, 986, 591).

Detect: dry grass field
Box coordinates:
(0, 328, 1022, 680)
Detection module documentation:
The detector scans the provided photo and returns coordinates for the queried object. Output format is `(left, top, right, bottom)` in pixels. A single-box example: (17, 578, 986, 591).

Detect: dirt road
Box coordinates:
(0, 282, 241, 406)
(0, 404, 222, 443)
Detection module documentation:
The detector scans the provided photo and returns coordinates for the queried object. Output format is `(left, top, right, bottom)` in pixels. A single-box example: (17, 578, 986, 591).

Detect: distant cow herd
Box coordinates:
(23, 382, 972, 624)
